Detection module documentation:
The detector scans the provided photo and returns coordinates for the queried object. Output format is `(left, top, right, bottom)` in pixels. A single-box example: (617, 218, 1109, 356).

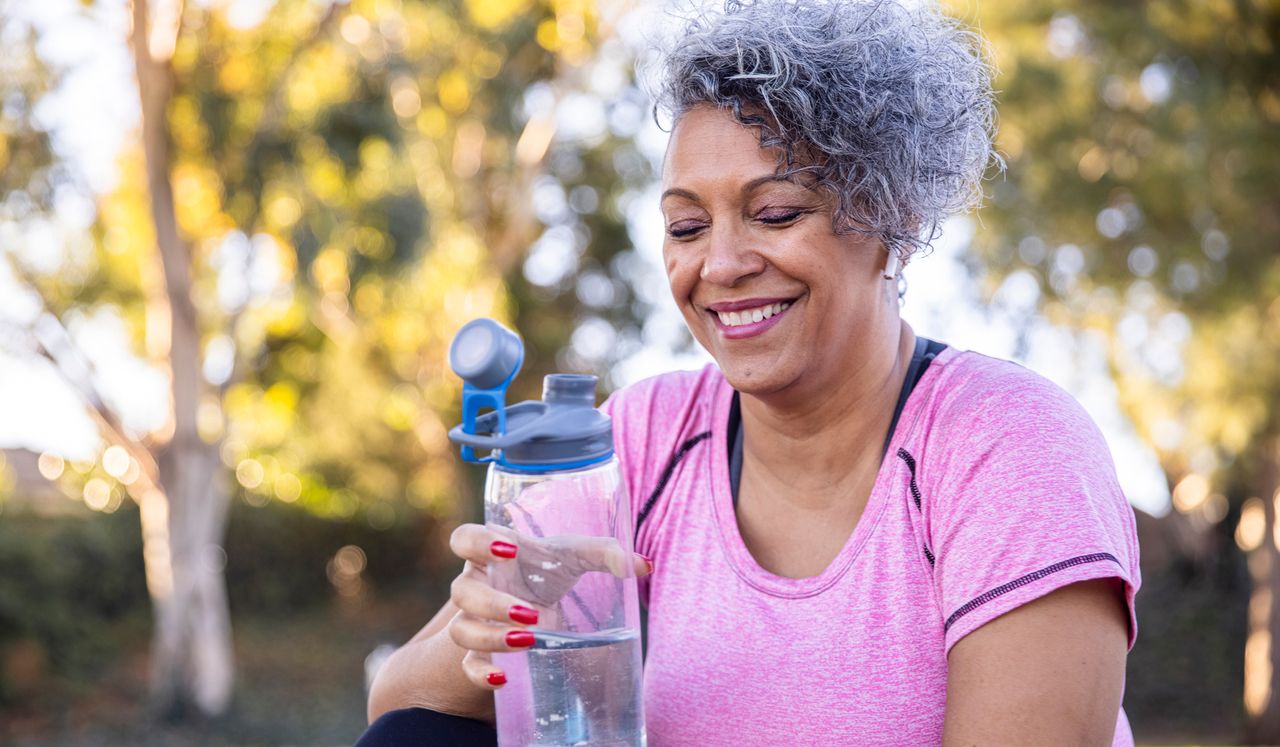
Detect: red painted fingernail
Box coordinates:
(509, 605, 539, 625)
(490, 541, 517, 559)
(639, 554, 655, 575)
(487, 671, 507, 686)
(505, 630, 536, 648)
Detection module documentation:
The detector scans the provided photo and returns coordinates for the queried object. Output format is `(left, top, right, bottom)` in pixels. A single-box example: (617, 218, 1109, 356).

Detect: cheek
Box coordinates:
(663, 245, 699, 299)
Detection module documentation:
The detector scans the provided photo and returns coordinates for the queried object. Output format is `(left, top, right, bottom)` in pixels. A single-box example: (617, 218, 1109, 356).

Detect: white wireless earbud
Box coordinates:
(882, 251, 901, 280)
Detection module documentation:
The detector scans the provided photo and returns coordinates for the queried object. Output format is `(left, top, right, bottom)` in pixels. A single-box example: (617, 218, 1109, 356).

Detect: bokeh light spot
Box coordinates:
(236, 458, 265, 490)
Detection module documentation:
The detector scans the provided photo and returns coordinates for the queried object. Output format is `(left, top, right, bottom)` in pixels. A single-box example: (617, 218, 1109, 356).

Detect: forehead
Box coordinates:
(662, 105, 783, 188)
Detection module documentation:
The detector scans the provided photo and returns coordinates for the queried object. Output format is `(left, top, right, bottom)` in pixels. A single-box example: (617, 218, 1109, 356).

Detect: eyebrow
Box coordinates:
(659, 174, 807, 206)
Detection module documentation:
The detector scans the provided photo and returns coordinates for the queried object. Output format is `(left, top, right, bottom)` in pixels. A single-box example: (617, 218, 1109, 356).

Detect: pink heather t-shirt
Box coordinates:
(602, 347, 1141, 746)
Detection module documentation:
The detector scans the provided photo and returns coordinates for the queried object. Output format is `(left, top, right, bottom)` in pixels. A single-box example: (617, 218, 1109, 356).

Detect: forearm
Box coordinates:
(366, 605, 496, 724)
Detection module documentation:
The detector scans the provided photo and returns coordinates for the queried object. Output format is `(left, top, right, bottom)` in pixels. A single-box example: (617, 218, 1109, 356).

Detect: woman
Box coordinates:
(362, 0, 1140, 744)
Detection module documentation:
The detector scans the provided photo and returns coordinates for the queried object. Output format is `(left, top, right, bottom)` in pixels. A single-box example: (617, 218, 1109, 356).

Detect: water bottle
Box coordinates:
(447, 318, 647, 747)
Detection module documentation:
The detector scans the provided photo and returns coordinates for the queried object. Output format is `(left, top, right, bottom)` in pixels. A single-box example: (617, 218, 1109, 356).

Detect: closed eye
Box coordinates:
(757, 208, 809, 226)
(666, 222, 706, 239)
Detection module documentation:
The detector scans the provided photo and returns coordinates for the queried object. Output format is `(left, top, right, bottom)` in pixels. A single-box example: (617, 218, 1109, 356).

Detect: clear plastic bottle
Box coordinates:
(486, 459, 645, 747)
(448, 319, 647, 747)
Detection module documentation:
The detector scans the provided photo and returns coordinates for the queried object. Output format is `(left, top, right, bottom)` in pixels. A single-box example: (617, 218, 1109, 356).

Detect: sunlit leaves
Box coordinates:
(466, 0, 535, 33)
(958, 0, 1280, 499)
(4, 0, 647, 529)
(284, 44, 354, 120)
(436, 68, 472, 114)
(0, 15, 57, 213)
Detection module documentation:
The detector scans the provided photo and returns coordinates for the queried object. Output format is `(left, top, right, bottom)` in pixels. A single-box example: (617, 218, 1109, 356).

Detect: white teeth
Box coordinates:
(716, 301, 790, 327)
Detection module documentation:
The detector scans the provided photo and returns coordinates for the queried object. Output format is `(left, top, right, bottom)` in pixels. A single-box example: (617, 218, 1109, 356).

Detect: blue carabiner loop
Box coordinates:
(456, 344, 524, 463)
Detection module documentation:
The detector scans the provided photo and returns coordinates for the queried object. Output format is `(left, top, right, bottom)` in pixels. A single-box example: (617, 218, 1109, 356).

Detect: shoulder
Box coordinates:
(909, 351, 1141, 653)
(925, 350, 1102, 449)
(911, 349, 1124, 507)
(932, 350, 1079, 413)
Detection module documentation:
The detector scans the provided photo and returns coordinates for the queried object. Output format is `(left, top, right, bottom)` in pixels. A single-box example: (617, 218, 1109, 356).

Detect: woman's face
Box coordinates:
(660, 105, 895, 396)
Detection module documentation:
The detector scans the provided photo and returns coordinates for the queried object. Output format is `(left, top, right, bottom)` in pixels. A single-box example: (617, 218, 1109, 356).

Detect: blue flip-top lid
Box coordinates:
(446, 319, 614, 472)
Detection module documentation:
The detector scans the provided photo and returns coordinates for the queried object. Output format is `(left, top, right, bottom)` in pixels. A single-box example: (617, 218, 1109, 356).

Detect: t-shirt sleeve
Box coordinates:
(923, 365, 1141, 654)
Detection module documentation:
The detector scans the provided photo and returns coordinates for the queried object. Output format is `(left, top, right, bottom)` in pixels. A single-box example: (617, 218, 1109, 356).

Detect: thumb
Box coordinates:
(593, 545, 653, 578)
(604, 547, 653, 578)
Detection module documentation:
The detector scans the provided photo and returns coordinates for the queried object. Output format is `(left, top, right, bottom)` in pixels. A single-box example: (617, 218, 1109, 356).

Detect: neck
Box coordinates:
(739, 319, 916, 508)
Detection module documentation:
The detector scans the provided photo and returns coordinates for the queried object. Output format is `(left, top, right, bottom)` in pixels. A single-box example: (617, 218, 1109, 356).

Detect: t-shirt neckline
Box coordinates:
(707, 346, 960, 598)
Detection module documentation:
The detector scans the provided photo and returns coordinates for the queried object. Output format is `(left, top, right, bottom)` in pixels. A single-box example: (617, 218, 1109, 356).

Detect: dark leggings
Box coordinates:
(354, 708, 498, 747)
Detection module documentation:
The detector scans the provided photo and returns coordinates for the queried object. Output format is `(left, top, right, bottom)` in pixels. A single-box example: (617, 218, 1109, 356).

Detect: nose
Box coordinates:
(700, 222, 766, 287)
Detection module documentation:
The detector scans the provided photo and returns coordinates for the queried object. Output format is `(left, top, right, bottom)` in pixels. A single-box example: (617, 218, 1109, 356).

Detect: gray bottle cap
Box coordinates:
(449, 318, 522, 390)
(494, 376, 609, 470)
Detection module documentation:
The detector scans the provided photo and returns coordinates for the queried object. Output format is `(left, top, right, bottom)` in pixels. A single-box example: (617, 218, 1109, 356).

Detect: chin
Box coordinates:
(712, 356, 798, 396)
(690, 326, 799, 396)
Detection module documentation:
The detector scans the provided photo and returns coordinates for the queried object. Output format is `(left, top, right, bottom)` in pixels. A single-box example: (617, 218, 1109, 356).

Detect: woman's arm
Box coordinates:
(942, 578, 1129, 746)
(365, 525, 515, 726)
(365, 600, 497, 725)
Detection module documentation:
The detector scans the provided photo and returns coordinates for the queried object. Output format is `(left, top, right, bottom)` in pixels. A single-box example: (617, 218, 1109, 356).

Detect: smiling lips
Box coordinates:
(707, 299, 795, 339)
(715, 301, 790, 327)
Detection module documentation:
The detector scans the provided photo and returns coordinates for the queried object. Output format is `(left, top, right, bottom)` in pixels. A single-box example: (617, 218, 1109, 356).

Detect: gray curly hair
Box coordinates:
(652, 0, 1002, 259)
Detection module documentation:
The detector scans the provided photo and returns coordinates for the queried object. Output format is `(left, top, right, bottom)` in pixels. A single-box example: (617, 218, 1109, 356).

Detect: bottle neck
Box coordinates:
(493, 453, 617, 476)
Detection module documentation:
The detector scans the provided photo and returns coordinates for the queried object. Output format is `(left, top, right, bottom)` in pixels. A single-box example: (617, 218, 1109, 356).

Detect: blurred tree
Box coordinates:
(1, 0, 648, 720)
(127, 0, 234, 717)
(0, 14, 56, 214)
(957, 0, 1280, 738)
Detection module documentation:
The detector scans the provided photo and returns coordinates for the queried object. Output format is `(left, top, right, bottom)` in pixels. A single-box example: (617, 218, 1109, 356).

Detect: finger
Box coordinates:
(451, 567, 543, 625)
(449, 611, 539, 653)
(461, 650, 508, 689)
(558, 536, 653, 578)
(450, 523, 522, 565)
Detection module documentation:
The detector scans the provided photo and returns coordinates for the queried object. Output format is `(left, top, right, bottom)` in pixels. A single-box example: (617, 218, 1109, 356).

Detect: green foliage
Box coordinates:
(2, 0, 650, 526)
(0, 508, 147, 704)
(0, 500, 452, 705)
(222, 498, 449, 614)
(960, 0, 1280, 483)
(181, 0, 651, 521)
(0, 11, 57, 213)
(507, 95, 660, 391)
(1126, 527, 1248, 738)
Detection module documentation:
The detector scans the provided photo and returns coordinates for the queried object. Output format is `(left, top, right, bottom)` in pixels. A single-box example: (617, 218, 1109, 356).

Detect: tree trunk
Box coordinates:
(149, 443, 234, 717)
(130, 0, 235, 718)
(1247, 435, 1280, 742)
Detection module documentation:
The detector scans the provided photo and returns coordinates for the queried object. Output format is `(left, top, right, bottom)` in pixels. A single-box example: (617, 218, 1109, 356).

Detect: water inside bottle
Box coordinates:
(496, 627, 645, 747)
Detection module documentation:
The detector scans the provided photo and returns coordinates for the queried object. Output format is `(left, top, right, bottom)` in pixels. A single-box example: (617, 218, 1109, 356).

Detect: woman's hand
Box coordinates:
(367, 523, 651, 723)
(446, 523, 653, 690)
